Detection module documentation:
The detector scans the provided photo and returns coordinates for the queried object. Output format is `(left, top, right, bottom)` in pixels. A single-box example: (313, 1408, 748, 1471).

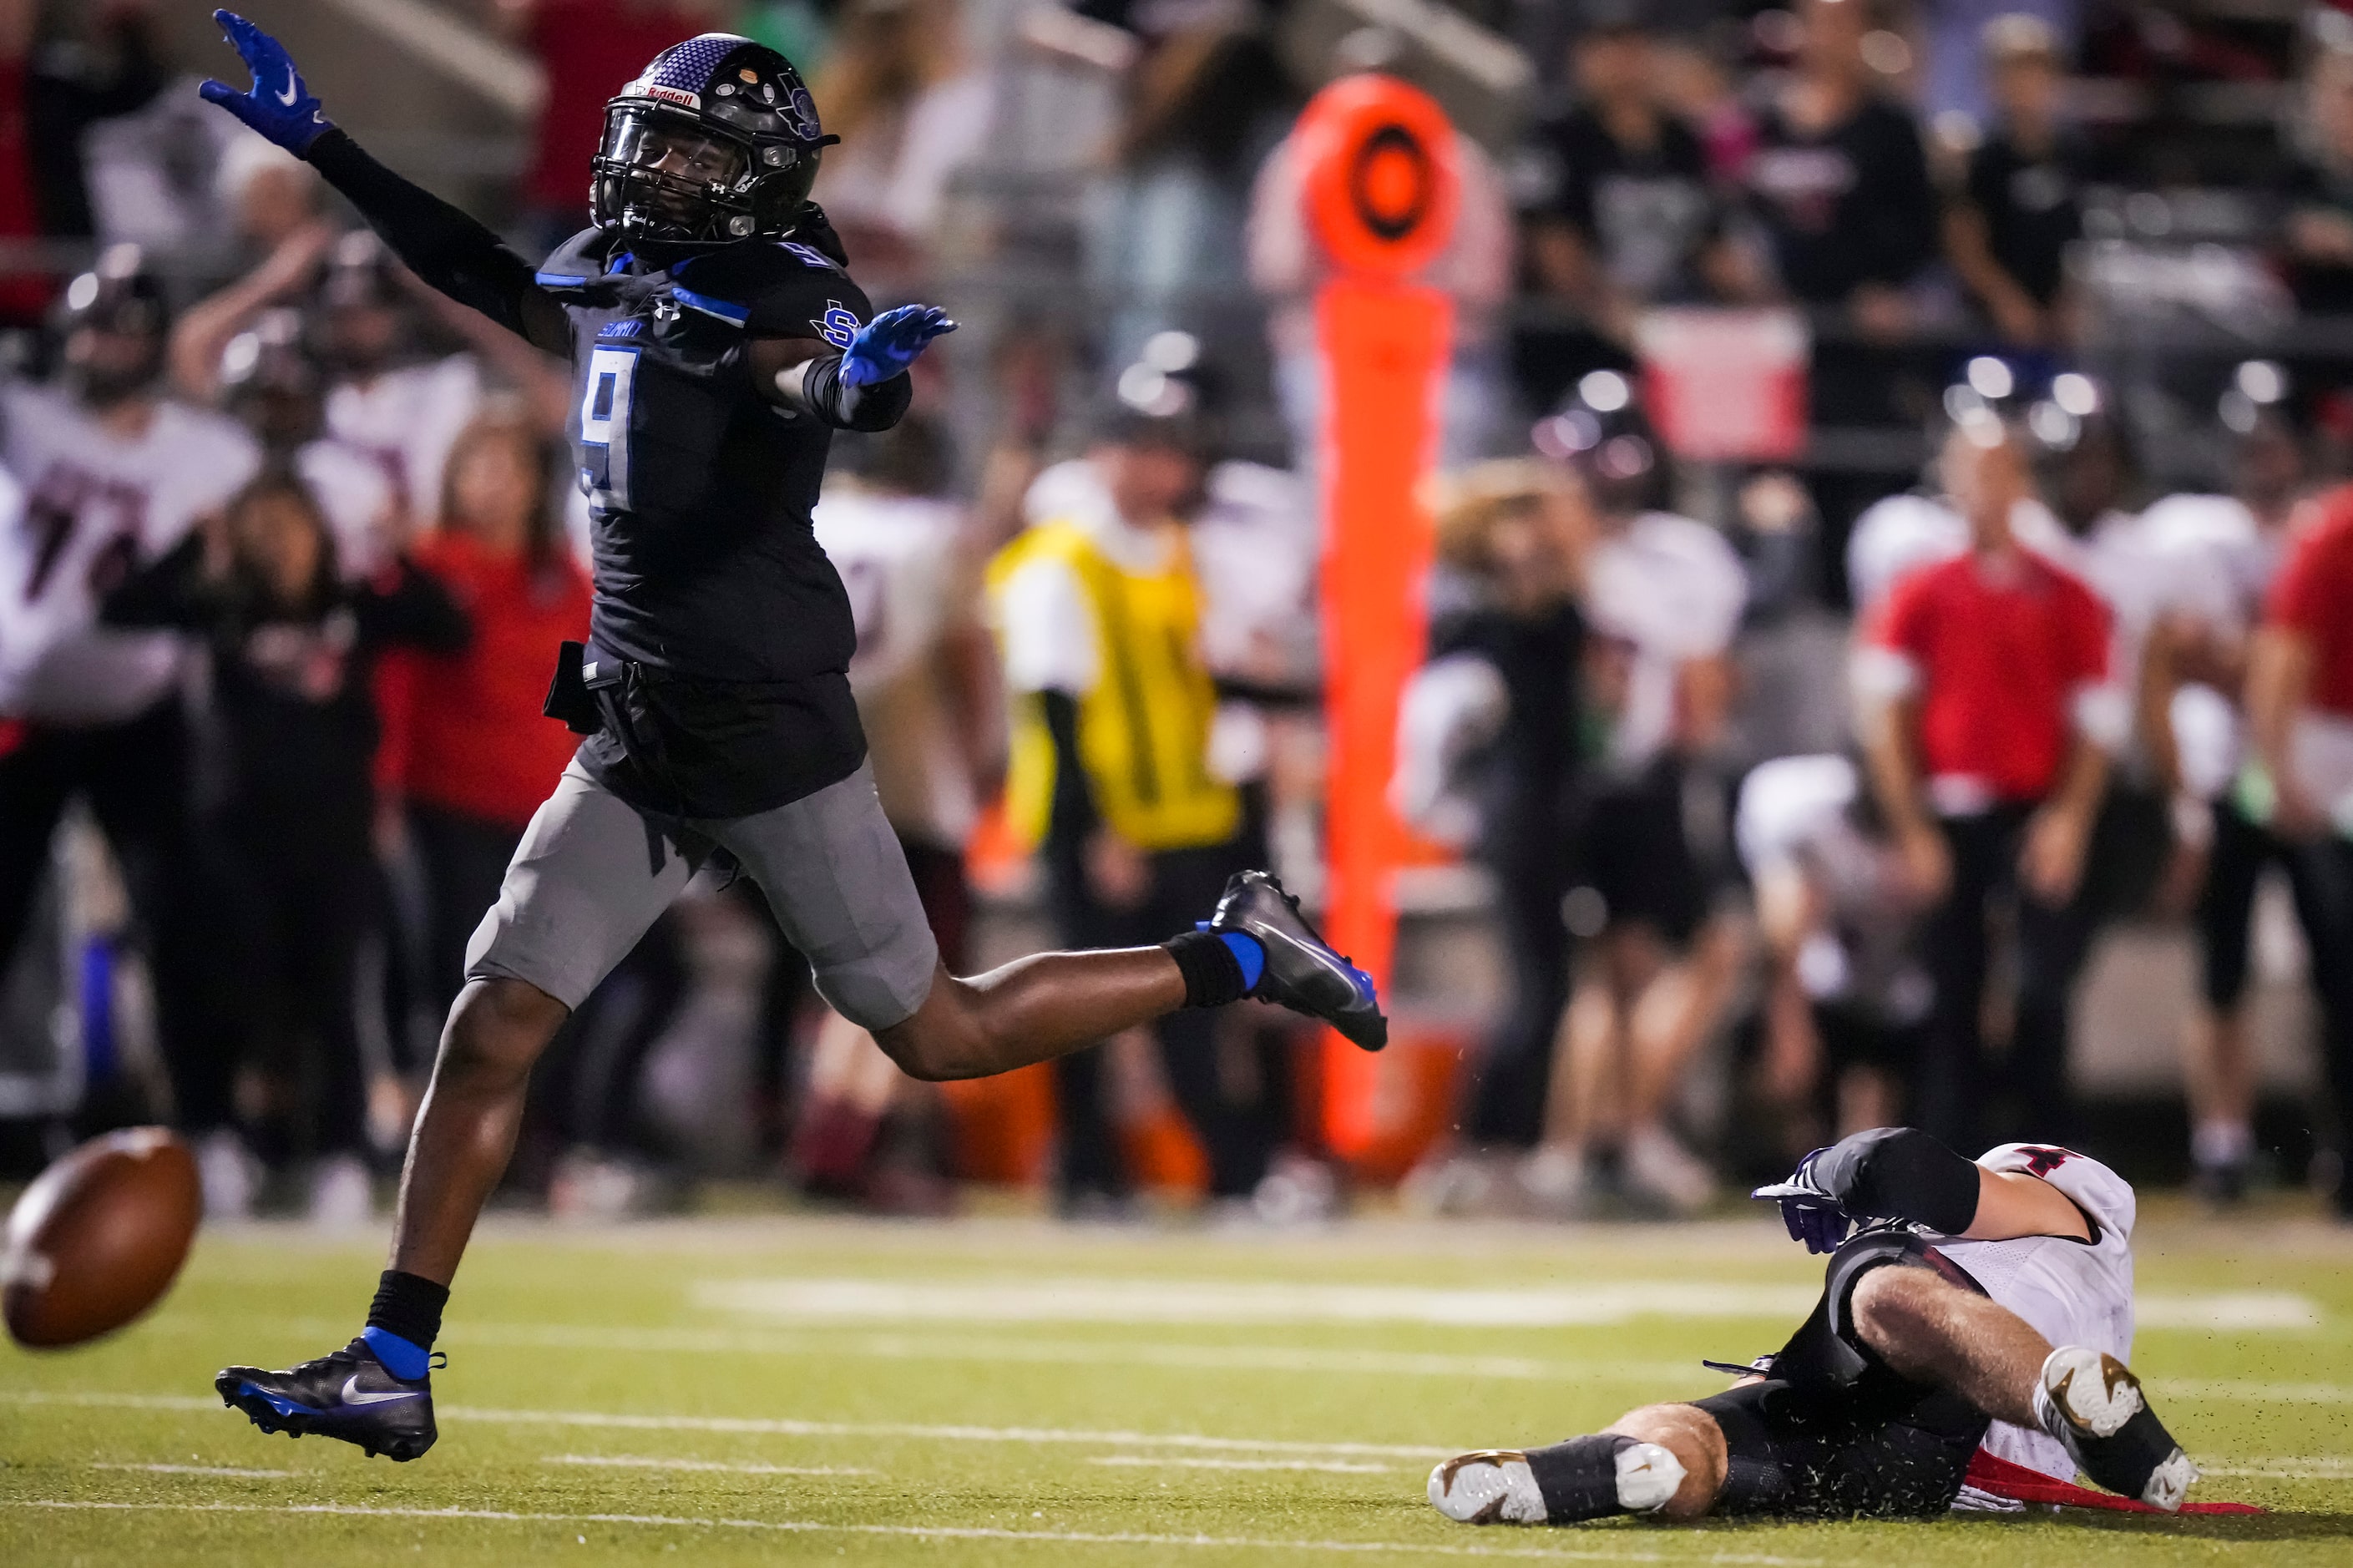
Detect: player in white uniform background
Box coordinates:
(0, 249, 259, 1199)
(314, 232, 488, 524)
(1736, 752, 1933, 1148)
(796, 414, 998, 1206)
(2134, 403, 2329, 1201)
(172, 225, 569, 537)
(1430, 1127, 2202, 1527)
(1530, 372, 1748, 1215)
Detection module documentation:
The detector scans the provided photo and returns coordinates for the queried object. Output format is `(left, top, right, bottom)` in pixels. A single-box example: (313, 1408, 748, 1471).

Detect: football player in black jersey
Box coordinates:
(195, 12, 1385, 1460)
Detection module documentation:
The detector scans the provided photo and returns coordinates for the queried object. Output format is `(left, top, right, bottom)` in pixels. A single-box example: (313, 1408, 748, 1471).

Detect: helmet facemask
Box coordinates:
(591, 101, 822, 245)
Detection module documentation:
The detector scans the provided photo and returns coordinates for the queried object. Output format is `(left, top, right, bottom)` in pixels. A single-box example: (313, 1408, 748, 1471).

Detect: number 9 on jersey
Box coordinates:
(579, 346, 639, 510)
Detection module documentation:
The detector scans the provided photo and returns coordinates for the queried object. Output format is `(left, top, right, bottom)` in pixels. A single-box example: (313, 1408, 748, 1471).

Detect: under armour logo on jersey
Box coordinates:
(812, 301, 860, 350)
(2017, 1146, 2075, 1176)
(778, 241, 837, 272)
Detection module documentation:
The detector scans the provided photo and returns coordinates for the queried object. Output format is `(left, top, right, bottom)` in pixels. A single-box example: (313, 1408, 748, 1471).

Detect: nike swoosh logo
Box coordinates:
(276, 68, 300, 107)
(340, 1374, 421, 1406)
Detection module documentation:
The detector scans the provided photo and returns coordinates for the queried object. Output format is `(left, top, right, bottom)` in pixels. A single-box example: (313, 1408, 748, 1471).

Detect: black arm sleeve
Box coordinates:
(1814, 1126, 1981, 1235)
(305, 129, 543, 341)
(795, 352, 913, 432)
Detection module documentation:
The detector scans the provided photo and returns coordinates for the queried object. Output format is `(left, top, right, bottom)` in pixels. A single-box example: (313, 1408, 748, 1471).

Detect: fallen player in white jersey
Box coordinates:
(1430, 1130, 2220, 1525)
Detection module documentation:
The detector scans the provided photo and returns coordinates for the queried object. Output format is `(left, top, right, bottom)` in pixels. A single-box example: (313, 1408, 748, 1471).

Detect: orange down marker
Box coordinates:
(1294, 75, 1459, 1157)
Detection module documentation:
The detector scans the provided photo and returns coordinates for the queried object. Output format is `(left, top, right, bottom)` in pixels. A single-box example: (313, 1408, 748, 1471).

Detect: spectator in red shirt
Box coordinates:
(493, 0, 736, 250)
(379, 413, 590, 1025)
(2247, 491, 2353, 1216)
(1855, 415, 2121, 1148)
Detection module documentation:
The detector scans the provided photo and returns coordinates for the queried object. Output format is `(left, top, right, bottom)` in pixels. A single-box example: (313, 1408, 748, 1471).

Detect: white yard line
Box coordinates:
(695, 1277, 2320, 1333)
(151, 1315, 1717, 1384)
(457, 1323, 1708, 1385)
(89, 1463, 296, 1478)
(1090, 1455, 1399, 1474)
(696, 1277, 1826, 1327)
(542, 1454, 874, 1476)
(0, 1389, 1453, 1457)
(448, 1406, 1460, 1458)
(6, 1499, 1822, 1565)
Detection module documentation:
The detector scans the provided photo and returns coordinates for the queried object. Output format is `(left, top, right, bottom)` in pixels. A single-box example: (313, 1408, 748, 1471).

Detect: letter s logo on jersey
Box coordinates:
(812, 301, 861, 350)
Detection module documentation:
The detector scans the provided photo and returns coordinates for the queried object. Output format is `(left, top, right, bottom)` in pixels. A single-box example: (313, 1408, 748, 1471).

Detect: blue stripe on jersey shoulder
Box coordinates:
(673, 287, 751, 326)
(775, 240, 841, 272)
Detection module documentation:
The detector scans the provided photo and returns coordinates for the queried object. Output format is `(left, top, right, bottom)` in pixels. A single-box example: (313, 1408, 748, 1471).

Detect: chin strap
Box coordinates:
(1961, 1450, 2261, 1515)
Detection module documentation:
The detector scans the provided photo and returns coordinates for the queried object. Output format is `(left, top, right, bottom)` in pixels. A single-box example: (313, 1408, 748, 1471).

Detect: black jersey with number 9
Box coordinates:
(534, 225, 878, 815)
(537, 225, 873, 683)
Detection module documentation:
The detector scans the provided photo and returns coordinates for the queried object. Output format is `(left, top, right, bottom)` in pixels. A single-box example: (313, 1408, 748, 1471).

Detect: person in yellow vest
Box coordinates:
(989, 399, 1276, 1214)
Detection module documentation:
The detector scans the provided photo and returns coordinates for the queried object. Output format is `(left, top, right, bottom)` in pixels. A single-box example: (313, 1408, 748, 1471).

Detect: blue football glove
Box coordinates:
(1752, 1148, 1853, 1255)
(198, 10, 332, 156)
(840, 304, 956, 388)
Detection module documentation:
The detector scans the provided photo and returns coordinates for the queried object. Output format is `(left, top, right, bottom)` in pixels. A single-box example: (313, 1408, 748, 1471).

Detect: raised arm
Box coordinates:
(169, 220, 336, 401)
(198, 11, 567, 357)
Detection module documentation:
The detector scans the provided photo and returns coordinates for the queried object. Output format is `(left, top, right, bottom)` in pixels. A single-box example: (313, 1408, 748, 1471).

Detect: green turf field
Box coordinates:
(5, 1204, 2351, 1565)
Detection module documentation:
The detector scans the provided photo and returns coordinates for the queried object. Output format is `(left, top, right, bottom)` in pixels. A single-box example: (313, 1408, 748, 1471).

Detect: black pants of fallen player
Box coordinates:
(1684, 1230, 1991, 1519)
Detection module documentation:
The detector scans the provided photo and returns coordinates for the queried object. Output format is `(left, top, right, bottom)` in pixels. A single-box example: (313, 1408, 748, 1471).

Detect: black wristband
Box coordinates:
(797, 352, 913, 432)
(1818, 1127, 1981, 1235)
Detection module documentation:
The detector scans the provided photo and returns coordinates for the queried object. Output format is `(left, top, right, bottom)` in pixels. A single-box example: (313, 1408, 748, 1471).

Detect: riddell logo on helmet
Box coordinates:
(645, 84, 700, 110)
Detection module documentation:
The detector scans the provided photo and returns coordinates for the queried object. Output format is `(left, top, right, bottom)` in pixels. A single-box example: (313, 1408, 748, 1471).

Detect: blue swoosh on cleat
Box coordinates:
(237, 1382, 320, 1418)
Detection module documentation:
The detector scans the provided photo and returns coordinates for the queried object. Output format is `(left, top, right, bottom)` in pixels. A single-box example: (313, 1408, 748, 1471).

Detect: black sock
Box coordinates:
(366, 1269, 450, 1353)
(1525, 1434, 1638, 1524)
(1163, 928, 1248, 1009)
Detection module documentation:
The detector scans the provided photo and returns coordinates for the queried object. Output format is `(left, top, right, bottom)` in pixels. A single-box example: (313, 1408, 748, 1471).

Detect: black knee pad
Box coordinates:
(1769, 1227, 1984, 1393)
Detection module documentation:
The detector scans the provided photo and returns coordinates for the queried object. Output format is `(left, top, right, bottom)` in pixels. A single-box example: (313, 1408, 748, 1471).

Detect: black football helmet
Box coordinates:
(320, 230, 405, 312)
(58, 244, 169, 405)
(1531, 368, 1668, 516)
(591, 33, 837, 245)
(220, 307, 326, 449)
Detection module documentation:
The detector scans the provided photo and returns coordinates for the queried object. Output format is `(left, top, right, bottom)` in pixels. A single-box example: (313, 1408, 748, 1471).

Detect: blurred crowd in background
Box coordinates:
(1, 0, 2350, 1231)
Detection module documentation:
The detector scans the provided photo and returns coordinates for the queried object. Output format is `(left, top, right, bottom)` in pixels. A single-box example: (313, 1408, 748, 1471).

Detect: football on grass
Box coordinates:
(3, 1126, 200, 1348)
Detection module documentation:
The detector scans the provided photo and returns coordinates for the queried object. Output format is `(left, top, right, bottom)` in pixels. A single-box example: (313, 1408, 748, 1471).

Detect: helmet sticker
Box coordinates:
(646, 83, 701, 110)
(786, 86, 822, 140)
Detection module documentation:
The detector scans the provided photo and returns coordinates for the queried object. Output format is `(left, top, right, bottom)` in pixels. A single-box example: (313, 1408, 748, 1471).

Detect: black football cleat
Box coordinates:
(216, 1338, 440, 1461)
(2038, 1347, 2197, 1511)
(1207, 871, 1388, 1050)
